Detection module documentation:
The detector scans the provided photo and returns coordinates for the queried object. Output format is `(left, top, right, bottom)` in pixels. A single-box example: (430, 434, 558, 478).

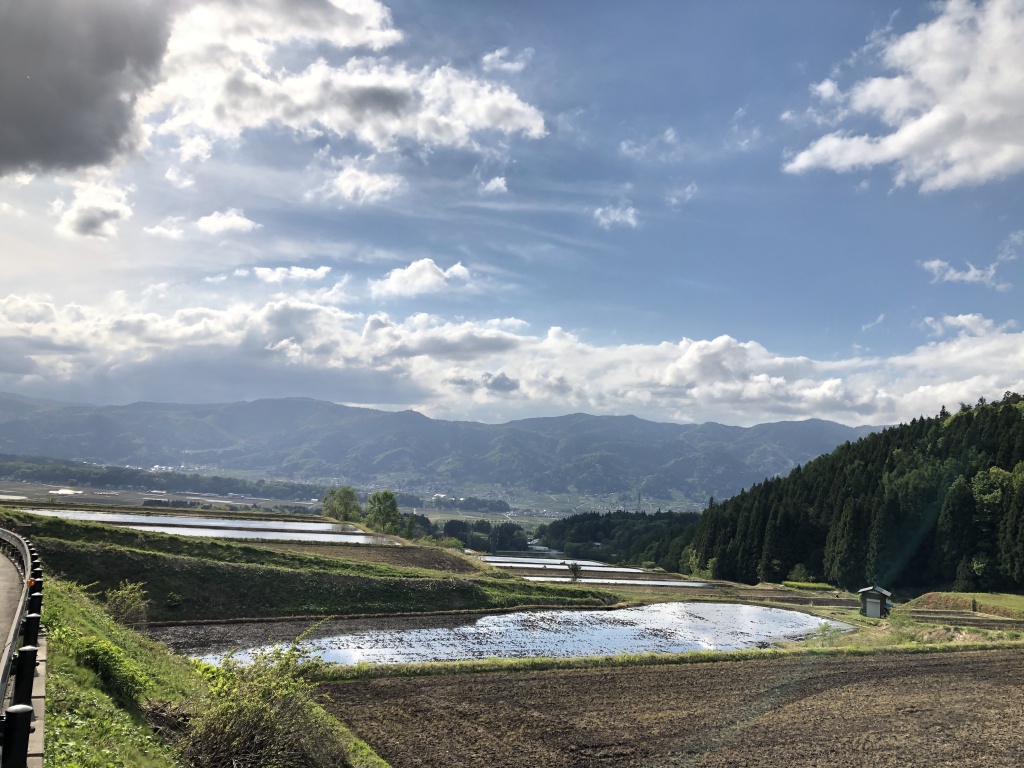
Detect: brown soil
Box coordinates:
(255, 542, 483, 573)
(321, 649, 1024, 767)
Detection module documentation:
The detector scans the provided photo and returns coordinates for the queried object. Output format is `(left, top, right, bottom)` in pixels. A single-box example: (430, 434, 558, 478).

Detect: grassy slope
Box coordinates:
(45, 579, 391, 768)
(909, 591, 1024, 619)
(1, 509, 616, 621)
(45, 580, 193, 768)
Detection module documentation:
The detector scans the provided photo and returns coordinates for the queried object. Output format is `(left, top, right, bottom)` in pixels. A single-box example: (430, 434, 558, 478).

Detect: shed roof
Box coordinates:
(857, 585, 892, 597)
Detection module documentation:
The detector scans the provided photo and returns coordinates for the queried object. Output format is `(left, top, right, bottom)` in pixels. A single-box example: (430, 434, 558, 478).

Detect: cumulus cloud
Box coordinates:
(165, 167, 195, 190)
(0, 203, 26, 218)
(53, 181, 133, 239)
(0, 0, 171, 175)
(369, 258, 472, 298)
(144, 216, 186, 239)
(482, 47, 534, 73)
(252, 266, 332, 283)
(322, 161, 405, 205)
(785, 0, 1024, 191)
(140, 2, 544, 159)
(1, 293, 1023, 426)
(480, 176, 508, 194)
(196, 208, 261, 235)
(593, 204, 639, 230)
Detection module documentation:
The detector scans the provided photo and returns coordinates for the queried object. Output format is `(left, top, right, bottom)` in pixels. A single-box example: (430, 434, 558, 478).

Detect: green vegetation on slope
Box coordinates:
(688, 393, 1024, 590)
(5, 508, 615, 621)
(45, 578, 391, 768)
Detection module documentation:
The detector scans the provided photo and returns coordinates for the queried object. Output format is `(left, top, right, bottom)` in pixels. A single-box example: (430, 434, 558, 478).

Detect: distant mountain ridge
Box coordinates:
(0, 392, 877, 505)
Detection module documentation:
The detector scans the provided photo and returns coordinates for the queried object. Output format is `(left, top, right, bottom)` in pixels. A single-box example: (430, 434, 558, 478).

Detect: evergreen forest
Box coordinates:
(688, 393, 1024, 591)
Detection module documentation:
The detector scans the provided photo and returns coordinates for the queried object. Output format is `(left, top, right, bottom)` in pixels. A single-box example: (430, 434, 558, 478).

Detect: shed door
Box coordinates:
(866, 596, 881, 618)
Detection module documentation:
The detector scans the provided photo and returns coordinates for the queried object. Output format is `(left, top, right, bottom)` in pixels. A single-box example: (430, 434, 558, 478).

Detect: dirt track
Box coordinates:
(322, 650, 1024, 767)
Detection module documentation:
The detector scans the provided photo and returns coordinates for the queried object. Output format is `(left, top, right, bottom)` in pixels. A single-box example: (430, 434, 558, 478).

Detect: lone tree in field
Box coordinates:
(366, 490, 402, 534)
(567, 561, 582, 582)
(323, 486, 362, 521)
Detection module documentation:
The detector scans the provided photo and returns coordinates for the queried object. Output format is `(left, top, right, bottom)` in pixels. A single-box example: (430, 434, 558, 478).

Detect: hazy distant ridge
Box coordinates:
(0, 393, 877, 504)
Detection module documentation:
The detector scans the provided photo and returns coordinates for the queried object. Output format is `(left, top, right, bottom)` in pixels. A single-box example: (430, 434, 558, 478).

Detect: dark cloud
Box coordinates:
(0, 0, 173, 174)
(482, 372, 519, 392)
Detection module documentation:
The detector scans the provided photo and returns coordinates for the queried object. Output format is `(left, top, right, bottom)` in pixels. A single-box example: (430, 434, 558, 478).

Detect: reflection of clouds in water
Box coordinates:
(202, 603, 848, 667)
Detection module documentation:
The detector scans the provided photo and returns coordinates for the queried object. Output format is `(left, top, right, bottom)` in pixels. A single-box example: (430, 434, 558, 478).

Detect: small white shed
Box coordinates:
(858, 585, 893, 618)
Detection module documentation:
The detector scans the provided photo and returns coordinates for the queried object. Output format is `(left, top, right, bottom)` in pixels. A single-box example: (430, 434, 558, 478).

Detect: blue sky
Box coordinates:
(1, 0, 1022, 426)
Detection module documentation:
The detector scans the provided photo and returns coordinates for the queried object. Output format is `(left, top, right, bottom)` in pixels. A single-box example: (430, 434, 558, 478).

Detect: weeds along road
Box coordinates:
(322, 649, 1024, 768)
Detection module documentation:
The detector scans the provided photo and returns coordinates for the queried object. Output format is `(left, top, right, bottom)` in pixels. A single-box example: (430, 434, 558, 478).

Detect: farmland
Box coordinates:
(322, 649, 1024, 767)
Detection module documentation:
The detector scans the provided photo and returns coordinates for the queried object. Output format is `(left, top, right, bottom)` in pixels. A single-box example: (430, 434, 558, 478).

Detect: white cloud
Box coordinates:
(144, 216, 186, 239)
(666, 182, 698, 207)
(593, 204, 638, 230)
(1, 292, 1023, 427)
(620, 127, 684, 162)
(0, 202, 26, 218)
(139, 4, 544, 158)
(177, 135, 212, 164)
(369, 258, 471, 298)
(861, 313, 885, 331)
(921, 313, 1015, 337)
(196, 208, 260, 235)
(920, 230, 1020, 291)
(252, 266, 332, 284)
(482, 47, 534, 73)
(165, 166, 194, 189)
(323, 162, 405, 205)
(480, 176, 507, 194)
(53, 180, 133, 239)
(786, 0, 1024, 191)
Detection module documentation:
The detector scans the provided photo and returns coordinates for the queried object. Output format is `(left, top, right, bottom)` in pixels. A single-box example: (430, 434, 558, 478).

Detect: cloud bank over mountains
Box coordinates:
(0, 1, 1022, 427)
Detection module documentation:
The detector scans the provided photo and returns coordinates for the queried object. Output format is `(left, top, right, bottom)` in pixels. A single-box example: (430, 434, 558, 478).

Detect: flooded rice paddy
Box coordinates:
(22, 509, 396, 545)
(196, 602, 843, 666)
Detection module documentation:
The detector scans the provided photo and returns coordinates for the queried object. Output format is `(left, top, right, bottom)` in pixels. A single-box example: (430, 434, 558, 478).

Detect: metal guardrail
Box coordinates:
(0, 527, 41, 768)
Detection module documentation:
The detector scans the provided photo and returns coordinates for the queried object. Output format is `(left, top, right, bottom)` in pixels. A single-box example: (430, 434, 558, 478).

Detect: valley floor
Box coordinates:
(321, 649, 1024, 768)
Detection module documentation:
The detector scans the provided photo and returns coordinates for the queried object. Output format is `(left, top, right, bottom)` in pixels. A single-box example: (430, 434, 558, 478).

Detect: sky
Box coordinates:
(1, 0, 1023, 427)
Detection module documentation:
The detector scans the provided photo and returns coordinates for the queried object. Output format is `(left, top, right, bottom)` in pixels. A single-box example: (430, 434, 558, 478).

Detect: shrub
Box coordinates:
(180, 644, 349, 768)
(105, 580, 149, 627)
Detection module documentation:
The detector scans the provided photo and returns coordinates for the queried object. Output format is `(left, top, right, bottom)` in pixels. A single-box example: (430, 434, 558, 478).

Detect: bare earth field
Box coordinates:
(321, 650, 1024, 768)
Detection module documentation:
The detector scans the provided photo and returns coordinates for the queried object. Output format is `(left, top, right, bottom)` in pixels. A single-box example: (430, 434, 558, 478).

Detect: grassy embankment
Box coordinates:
(45, 578, 390, 768)
(1, 508, 617, 621)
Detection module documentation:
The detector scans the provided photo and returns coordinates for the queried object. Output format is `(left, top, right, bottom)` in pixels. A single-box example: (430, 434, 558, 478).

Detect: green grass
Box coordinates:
(909, 591, 1024, 619)
(44, 578, 393, 768)
(781, 581, 836, 591)
(313, 637, 1024, 684)
(45, 580, 195, 768)
(0, 509, 463, 579)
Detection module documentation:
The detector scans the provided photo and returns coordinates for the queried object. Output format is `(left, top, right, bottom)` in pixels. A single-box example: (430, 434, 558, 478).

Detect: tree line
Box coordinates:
(687, 393, 1024, 590)
(537, 509, 701, 569)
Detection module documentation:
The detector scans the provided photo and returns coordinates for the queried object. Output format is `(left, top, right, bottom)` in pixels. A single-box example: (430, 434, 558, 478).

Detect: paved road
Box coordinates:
(0, 554, 24, 666)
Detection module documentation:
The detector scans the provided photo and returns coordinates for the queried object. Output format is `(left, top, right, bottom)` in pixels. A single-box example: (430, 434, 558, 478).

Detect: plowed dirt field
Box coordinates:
(322, 649, 1024, 767)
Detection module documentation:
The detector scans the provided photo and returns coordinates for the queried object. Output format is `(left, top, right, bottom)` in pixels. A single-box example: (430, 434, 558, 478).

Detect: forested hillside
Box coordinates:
(689, 394, 1024, 591)
(0, 392, 876, 505)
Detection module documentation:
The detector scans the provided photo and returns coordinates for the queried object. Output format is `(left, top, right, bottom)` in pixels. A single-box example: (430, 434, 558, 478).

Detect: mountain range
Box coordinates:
(0, 392, 877, 506)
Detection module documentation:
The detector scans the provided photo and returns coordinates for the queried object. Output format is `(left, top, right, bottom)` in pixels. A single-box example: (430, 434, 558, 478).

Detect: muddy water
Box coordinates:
(194, 602, 845, 666)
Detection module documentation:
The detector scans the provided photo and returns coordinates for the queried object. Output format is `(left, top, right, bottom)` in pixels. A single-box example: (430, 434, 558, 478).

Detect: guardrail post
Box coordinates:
(30, 568, 42, 583)
(11, 647, 37, 707)
(26, 593, 41, 616)
(21, 615, 40, 648)
(1, 704, 34, 768)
